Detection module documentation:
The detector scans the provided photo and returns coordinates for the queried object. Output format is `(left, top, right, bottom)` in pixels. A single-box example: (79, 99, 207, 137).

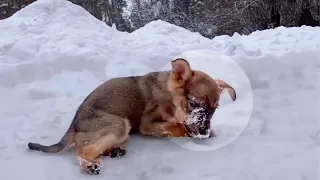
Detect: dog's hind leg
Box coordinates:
(74, 116, 130, 175)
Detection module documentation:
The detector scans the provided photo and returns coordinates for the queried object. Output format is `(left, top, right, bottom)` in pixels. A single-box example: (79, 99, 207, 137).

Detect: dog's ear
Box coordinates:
(215, 79, 236, 101)
(171, 58, 192, 81)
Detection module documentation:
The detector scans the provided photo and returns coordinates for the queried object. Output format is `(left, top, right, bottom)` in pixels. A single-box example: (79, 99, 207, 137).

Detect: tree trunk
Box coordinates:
(111, 0, 119, 28)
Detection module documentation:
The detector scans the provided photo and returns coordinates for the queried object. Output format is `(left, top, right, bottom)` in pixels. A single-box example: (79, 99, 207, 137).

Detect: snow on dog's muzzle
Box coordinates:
(185, 106, 213, 139)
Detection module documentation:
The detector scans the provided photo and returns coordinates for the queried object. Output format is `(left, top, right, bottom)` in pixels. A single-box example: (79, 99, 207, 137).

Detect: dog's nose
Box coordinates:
(203, 119, 210, 128)
(199, 120, 210, 135)
(199, 127, 207, 135)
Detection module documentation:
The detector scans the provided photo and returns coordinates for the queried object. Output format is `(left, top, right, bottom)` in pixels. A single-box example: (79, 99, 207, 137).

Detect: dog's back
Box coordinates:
(74, 71, 173, 133)
(75, 76, 146, 133)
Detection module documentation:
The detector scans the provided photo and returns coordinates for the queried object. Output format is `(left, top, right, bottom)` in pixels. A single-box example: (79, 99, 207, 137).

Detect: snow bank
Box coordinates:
(0, 0, 319, 180)
(0, 0, 121, 87)
(211, 26, 320, 57)
(106, 20, 213, 78)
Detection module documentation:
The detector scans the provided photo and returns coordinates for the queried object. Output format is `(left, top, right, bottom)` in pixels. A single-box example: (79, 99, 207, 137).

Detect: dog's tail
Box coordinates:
(28, 122, 75, 153)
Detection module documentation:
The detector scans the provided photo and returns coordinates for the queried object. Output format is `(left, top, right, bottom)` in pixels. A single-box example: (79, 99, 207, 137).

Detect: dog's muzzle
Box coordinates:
(185, 107, 213, 139)
(195, 108, 211, 135)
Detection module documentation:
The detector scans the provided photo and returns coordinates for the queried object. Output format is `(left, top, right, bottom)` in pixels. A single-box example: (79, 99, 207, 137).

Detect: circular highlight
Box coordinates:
(161, 49, 253, 151)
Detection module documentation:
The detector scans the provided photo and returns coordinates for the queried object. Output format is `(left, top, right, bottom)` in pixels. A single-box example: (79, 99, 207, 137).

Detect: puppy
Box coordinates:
(27, 58, 236, 175)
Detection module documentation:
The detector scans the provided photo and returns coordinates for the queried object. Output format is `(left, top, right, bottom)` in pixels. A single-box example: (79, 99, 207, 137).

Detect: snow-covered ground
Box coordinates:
(0, 0, 319, 179)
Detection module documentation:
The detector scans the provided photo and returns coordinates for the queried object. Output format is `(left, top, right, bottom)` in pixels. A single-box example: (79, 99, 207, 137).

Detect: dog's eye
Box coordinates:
(188, 101, 197, 107)
(188, 100, 200, 109)
(186, 94, 203, 110)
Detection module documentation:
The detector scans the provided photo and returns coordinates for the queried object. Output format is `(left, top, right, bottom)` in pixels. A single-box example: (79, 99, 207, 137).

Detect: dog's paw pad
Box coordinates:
(77, 156, 102, 175)
(110, 148, 126, 158)
(86, 162, 102, 175)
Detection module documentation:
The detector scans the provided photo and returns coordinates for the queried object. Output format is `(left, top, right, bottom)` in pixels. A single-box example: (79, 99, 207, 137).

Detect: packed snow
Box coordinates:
(0, 0, 319, 179)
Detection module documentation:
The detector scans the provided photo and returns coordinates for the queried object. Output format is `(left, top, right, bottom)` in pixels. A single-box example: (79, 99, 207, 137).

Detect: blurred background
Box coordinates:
(1, 0, 319, 39)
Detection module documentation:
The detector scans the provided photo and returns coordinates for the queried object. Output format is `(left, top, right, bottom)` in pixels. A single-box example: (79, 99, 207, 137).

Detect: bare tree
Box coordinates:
(0, 0, 36, 19)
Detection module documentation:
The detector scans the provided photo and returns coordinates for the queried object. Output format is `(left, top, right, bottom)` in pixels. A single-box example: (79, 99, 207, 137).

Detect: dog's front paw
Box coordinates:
(110, 147, 126, 158)
(165, 123, 190, 137)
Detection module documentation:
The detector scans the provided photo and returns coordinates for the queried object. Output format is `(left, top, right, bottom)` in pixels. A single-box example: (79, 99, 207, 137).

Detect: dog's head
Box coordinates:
(168, 58, 236, 138)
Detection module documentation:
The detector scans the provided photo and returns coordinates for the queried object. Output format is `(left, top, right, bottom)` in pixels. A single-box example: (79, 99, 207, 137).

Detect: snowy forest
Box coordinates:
(1, 0, 320, 38)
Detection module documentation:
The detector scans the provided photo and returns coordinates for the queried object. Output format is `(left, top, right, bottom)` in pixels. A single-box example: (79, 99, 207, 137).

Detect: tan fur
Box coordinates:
(27, 58, 236, 175)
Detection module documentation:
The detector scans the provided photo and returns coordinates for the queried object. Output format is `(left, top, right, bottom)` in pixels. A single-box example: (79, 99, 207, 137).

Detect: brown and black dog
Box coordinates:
(27, 58, 236, 175)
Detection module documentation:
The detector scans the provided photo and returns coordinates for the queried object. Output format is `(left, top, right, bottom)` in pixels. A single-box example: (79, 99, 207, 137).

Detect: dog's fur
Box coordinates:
(27, 58, 236, 175)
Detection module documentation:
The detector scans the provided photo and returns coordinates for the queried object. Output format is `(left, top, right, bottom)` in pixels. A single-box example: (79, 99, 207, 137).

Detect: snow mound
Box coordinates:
(0, 0, 121, 65)
(0, 0, 319, 180)
(211, 25, 320, 57)
(0, 0, 124, 87)
(107, 20, 213, 74)
(131, 20, 206, 41)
